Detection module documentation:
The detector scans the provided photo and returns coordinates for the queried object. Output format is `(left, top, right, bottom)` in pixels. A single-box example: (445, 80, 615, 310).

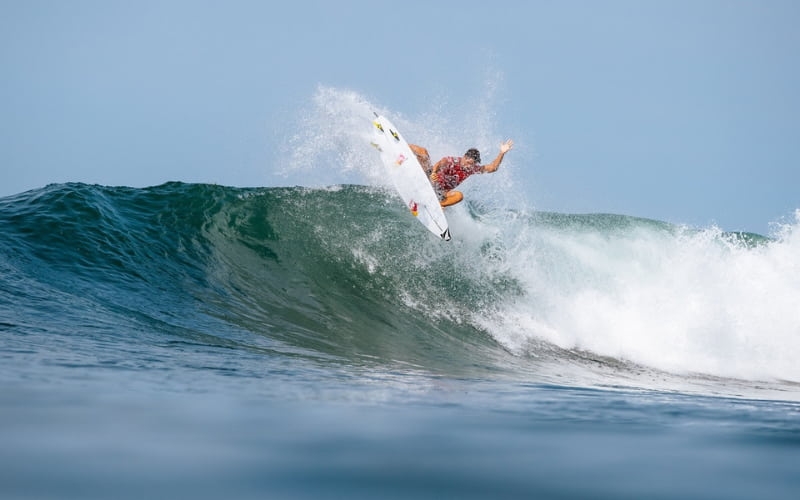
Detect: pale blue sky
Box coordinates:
(1, 0, 798, 235)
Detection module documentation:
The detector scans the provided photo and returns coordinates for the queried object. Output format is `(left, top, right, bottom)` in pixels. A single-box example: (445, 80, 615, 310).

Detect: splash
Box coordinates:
(278, 85, 524, 213)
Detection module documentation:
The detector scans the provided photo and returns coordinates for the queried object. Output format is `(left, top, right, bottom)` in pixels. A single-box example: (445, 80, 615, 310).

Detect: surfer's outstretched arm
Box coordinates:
(481, 139, 514, 173)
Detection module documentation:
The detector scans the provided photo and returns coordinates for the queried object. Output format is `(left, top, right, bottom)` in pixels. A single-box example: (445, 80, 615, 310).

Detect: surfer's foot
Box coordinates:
(440, 191, 463, 207)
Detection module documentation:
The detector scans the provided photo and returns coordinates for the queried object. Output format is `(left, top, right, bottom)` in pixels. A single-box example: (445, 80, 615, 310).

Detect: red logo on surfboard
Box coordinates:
(395, 154, 406, 166)
(409, 201, 419, 216)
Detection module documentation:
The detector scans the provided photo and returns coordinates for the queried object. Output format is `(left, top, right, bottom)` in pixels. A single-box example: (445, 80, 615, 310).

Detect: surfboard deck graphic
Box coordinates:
(370, 113, 451, 241)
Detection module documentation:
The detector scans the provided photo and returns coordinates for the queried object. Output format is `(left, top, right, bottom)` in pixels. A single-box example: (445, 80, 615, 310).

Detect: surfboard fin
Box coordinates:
(373, 121, 384, 132)
(441, 228, 451, 241)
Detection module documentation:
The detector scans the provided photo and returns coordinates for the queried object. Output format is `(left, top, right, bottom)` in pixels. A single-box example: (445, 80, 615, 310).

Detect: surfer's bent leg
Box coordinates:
(409, 144, 432, 176)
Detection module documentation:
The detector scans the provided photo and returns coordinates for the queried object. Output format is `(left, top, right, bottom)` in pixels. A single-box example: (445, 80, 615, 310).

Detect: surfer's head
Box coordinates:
(464, 148, 481, 164)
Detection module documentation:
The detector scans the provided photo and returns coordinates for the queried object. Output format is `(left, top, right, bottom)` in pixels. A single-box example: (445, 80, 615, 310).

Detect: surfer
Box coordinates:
(409, 140, 514, 207)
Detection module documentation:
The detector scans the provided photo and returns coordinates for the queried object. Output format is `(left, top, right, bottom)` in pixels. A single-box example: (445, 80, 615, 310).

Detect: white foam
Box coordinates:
(479, 211, 800, 383)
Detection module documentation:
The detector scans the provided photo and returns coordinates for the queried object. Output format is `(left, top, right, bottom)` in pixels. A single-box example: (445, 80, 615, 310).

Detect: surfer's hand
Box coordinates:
(500, 139, 513, 154)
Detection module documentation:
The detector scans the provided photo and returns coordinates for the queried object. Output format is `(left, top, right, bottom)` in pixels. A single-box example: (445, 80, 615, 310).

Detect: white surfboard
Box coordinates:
(370, 114, 451, 241)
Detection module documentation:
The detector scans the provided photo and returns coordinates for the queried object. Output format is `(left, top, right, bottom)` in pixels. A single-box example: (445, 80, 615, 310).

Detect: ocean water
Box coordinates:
(1, 181, 799, 499)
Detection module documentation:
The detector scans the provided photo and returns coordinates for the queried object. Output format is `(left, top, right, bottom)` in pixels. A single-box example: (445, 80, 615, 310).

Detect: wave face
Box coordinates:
(2, 181, 799, 393)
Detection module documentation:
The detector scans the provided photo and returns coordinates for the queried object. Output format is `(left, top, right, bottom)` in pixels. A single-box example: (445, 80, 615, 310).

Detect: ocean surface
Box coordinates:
(1, 181, 799, 499)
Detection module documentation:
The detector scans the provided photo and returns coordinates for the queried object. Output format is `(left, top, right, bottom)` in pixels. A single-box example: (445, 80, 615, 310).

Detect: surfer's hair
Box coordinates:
(464, 148, 481, 164)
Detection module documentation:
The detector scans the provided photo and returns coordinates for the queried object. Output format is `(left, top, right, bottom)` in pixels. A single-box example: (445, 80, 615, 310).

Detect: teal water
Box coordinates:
(1, 182, 799, 499)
